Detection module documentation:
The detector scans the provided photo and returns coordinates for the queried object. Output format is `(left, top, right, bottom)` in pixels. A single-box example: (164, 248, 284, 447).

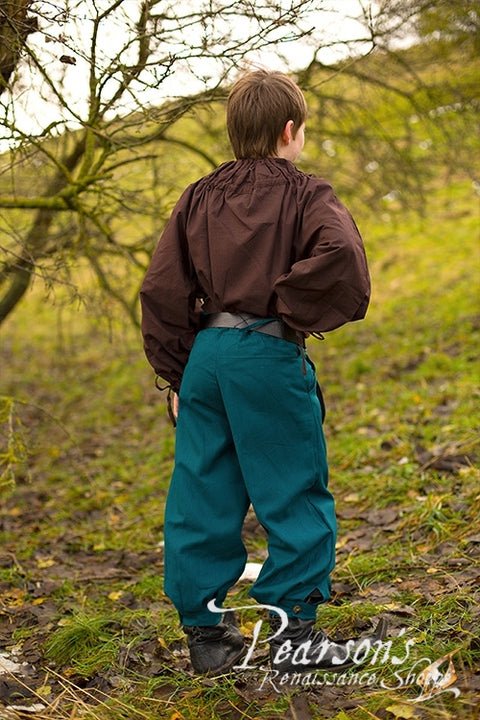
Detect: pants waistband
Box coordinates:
(200, 312, 304, 347)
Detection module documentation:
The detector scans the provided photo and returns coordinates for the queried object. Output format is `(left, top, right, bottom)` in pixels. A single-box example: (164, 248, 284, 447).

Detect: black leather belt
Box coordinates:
(201, 312, 304, 347)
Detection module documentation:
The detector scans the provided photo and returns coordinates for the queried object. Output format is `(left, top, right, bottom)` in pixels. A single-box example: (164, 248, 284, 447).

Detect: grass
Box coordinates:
(0, 177, 479, 719)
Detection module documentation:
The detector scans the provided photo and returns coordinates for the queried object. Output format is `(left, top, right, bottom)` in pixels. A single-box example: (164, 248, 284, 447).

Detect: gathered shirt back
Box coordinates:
(140, 157, 371, 392)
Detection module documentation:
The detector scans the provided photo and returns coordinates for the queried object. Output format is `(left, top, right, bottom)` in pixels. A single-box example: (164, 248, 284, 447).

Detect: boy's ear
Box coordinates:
(281, 120, 294, 144)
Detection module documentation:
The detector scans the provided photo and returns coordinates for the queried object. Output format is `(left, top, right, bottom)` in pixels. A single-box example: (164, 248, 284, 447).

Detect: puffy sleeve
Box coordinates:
(140, 185, 201, 392)
(273, 181, 370, 333)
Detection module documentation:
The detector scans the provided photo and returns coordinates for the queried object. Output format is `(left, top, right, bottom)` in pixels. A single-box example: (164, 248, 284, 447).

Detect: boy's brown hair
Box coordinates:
(226, 70, 307, 159)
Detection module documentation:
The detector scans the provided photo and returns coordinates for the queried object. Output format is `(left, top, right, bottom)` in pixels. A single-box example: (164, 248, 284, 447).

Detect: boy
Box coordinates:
(141, 70, 385, 675)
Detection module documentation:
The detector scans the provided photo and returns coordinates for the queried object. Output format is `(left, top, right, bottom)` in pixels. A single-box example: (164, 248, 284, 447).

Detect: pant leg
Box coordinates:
(163, 331, 250, 626)
(164, 326, 336, 625)
(216, 329, 336, 620)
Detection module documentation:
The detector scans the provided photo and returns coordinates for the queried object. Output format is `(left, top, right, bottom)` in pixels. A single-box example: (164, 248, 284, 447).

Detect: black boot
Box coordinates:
(269, 614, 388, 673)
(183, 620, 246, 674)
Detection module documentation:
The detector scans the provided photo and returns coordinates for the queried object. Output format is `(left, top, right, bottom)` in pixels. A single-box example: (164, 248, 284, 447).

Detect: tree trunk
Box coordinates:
(0, 138, 86, 325)
(0, 0, 37, 94)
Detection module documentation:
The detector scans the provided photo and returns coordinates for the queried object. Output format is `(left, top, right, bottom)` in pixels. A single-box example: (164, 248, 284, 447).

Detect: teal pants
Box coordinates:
(164, 327, 336, 625)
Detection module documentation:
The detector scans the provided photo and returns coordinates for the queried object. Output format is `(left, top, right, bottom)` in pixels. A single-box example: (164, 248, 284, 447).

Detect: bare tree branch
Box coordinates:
(0, 0, 478, 327)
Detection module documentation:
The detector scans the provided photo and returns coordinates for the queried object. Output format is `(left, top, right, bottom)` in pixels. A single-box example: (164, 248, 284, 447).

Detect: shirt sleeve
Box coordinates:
(273, 183, 371, 333)
(140, 186, 200, 392)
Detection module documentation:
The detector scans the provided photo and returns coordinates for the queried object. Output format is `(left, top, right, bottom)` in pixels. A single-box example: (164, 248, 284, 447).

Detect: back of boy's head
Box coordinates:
(227, 70, 307, 159)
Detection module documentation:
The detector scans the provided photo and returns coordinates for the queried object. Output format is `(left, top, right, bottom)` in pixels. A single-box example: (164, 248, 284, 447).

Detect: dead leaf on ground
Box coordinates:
(414, 651, 460, 701)
(386, 702, 420, 718)
(365, 508, 400, 526)
(285, 694, 314, 720)
(415, 444, 476, 472)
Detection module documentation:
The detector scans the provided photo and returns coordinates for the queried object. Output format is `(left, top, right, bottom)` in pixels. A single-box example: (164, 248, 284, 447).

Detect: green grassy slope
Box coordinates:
(0, 175, 478, 719)
(0, 33, 479, 720)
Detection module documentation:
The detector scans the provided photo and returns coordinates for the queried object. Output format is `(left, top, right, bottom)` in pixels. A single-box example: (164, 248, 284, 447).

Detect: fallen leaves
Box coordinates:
(386, 702, 419, 718)
(414, 651, 460, 701)
(285, 694, 314, 719)
(0, 588, 26, 609)
(0, 463, 477, 719)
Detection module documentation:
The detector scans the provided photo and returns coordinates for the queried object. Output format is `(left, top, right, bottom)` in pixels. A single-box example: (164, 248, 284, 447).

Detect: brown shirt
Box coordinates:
(141, 157, 370, 391)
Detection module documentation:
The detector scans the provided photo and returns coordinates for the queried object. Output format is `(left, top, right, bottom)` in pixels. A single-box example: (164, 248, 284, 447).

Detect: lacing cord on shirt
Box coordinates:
(155, 376, 177, 428)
